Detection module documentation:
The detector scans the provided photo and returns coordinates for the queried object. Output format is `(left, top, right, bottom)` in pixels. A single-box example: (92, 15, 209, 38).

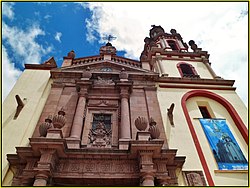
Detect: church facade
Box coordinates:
(2, 26, 248, 186)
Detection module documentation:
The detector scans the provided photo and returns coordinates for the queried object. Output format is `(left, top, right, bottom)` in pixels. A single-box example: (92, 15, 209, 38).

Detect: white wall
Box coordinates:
(157, 87, 248, 186)
(2, 69, 52, 184)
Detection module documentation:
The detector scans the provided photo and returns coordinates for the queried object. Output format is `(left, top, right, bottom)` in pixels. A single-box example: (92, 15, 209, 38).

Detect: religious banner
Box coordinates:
(199, 119, 248, 170)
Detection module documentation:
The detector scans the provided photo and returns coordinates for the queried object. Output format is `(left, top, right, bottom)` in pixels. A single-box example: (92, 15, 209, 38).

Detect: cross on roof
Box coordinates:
(103, 34, 117, 43)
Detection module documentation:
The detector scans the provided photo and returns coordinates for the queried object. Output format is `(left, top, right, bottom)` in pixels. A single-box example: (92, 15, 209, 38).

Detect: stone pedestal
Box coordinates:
(136, 131, 151, 141)
(65, 137, 81, 149)
(118, 138, 130, 150)
(46, 128, 63, 139)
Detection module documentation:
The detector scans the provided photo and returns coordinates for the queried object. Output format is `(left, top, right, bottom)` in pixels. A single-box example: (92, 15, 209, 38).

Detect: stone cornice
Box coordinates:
(25, 57, 57, 70)
(157, 77, 235, 86)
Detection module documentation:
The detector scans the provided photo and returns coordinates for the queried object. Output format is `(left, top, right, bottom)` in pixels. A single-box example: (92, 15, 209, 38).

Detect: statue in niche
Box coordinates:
(88, 121, 112, 147)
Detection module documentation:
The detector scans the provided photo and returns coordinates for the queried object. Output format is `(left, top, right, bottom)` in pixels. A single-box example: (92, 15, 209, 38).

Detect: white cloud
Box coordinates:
(44, 14, 52, 20)
(2, 45, 22, 102)
(55, 32, 62, 43)
(2, 2, 15, 20)
(82, 2, 248, 106)
(2, 22, 53, 66)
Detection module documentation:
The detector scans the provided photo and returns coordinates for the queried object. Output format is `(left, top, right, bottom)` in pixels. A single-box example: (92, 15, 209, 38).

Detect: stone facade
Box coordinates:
(6, 42, 185, 186)
(4, 25, 248, 186)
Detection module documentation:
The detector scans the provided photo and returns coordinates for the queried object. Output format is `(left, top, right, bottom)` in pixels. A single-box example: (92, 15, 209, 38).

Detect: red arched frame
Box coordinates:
(181, 90, 248, 186)
(177, 62, 199, 77)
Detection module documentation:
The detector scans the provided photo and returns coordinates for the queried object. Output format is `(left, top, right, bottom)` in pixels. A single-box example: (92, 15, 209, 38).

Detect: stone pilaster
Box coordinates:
(139, 150, 156, 186)
(68, 82, 91, 148)
(70, 92, 87, 139)
(120, 88, 131, 139)
(202, 58, 221, 79)
(33, 149, 57, 186)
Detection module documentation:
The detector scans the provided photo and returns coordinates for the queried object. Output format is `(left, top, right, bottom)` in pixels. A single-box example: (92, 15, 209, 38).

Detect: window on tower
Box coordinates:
(177, 62, 200, 78)
(167, 40, 178, 51)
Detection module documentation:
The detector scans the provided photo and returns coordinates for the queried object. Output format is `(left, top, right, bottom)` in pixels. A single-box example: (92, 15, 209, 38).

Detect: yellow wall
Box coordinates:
(158, 59, 213, 79)
(157, 87, 248, 186)
(2, 69, 52, 185)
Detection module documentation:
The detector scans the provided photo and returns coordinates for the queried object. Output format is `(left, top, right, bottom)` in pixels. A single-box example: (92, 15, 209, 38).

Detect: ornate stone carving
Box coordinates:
(135, 116, 148, 131)
(88, 122, 112, 147)
(39, 115, 53, 137)
(148, 117, 160, 139)
(99, 43, 117, 55)
(94, 76, 114, 85)
(88, 100, 118, 107)
(183, 171, 207, 186)
(52, 109, 66, 129)
(54, 159, 139, 174)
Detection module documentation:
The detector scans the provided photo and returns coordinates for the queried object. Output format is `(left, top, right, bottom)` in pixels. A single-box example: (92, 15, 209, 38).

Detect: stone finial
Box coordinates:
(81, 67, 92, 80)
(170, 29, 183, 40)
(170, 29, 177, 34)
(148, 117, 160, 139)
(188, 40, 202, 52)
(135, 116, 148, 131)
(52, 108, 66, 129)
(39, 115, 53, 137)
(119, 68, 128, 81)
(167, 103, 175, 126)
(67, 50, 75, 59)
(149, 25, 165, 38)
(188, 40, 197, 50)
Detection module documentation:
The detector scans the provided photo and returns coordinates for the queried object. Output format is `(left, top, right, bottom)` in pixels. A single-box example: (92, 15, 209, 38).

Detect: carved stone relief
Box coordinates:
(88, 121, 112, 148)
(183, 171, 207, 186)
(54, 159, 140, 174)
(94, 76, 114, 85)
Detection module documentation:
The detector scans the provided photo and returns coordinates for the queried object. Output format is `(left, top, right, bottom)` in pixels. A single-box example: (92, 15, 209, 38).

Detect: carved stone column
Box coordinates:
(33, 149, 57, 186)
(67, 81, 91, 148)
(141, 172, 155, 186)
(70, 89, 88, 139)
(120, 87, 131, 139)
(157, 175, 171, 186)
(33, 172, 49, 186)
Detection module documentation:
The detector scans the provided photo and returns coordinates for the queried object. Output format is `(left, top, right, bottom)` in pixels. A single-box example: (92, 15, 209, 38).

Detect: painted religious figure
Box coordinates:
(199, 119, 248, 170)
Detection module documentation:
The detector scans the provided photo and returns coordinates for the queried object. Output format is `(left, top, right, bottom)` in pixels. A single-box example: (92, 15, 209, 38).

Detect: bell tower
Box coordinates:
(140, 25, 221, 80)
(148, 25, 248, 186)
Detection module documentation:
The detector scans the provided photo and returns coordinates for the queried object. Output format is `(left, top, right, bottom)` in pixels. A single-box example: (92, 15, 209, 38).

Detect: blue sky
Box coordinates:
(2, 2, 248, 106)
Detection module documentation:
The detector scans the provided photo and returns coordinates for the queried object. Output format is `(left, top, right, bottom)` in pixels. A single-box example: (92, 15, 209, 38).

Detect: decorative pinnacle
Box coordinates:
(103, 34, 117, 43)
